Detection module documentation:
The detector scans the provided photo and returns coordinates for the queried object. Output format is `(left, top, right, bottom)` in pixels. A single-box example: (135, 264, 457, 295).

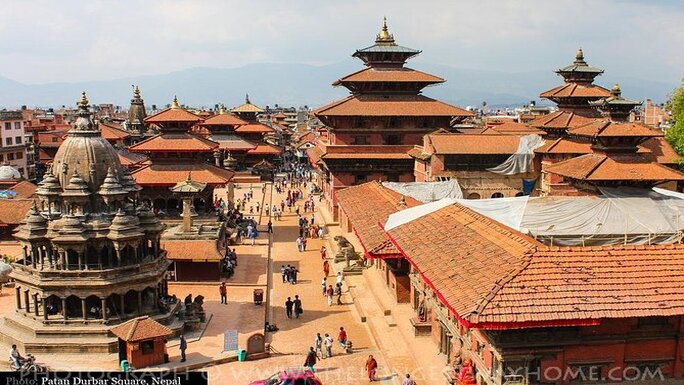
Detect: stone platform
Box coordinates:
(0, 303, 185, 353)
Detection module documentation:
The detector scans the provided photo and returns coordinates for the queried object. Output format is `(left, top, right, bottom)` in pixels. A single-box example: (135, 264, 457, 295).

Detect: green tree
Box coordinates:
(665, 78, 684, 156)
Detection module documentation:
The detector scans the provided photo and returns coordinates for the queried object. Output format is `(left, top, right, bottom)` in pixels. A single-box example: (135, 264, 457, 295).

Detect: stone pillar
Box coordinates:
(137, 291, 143, 315)
(33, 293, 39, 316)
(182, 198, 192, 233)
(60, 250, 66, 270)
(101, 298, 108, 321)
(115, 248, 122, 266)
(62, 297, 68, 320)
(81, 298, 87, 320)
(31, 246, 37, 269)
(42, 299, 48, 321)
(24, 290, 30, 314)
(77, 251, 83, 270)
(15, 287, 21, 309)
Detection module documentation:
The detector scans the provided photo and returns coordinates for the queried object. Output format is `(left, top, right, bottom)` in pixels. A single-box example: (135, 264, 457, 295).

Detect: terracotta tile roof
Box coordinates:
(387, 204, 541, 326)
(247, 143, 283, 155)
(99, 121, 130, 141)
(544, 153, 684, 182)
(0, 199, 34, 226)
(306, 146, 325, 164)
(540, 83, 611, 99)
(313, 94, 473, 117)
(231, 102, 264, 114)
(640, 137, 680, 165)
(333, 67, 445, 85)
(144, 108, 203, 124)
(528, 111, 596, 130)
(38, 148, 54, 161)
(426, 134, 520, 155)
(336, 181, 421, 256)
(484, 244, 684, 325)
(209, 135, 258, 151)
(132, 163, 234, 186)
(234, 123, 275, 134)
(201, 113, 248, 126)
(117, 150, 149, 167)
(480, 122, 545, 135)
(271, 112, 287, 119)
(535, 138, 592, 155)
(388, 203, 684, 327)
(161, 239, 223, 262)
(407, 146, 430, 160)
(129, 133, 218, 153)
(569, 120, 664, 138)
(110, 316, 172, 342)
(9, 181, 37, 199)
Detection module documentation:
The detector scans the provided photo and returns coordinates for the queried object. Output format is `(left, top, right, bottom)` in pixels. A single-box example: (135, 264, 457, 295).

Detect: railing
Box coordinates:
(12, 253, 168, 280)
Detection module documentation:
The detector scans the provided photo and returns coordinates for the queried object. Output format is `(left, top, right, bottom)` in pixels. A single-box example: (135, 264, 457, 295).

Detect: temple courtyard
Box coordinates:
(0, 181, 451, 384)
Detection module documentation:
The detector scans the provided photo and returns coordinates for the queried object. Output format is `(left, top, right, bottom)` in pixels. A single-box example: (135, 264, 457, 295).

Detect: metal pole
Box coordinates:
(264, 181, 274, 334)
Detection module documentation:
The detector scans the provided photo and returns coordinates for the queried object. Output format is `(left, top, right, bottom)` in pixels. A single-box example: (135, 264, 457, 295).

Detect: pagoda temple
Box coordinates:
(529, 48, 611, 136)
(311, 18, 472, 218)
(197, 105, 254, 170)
(541, 84, 684, 195)
(230, 95, 283, 167)
(1, 92, 179, 353)
(129, 97, 234, 214)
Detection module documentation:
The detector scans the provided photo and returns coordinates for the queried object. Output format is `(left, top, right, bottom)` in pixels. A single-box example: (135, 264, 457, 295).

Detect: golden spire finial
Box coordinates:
(611, 83, 621, 96)
(171, 95, 180, 109)
(245, 93, 250, 104)
(133, 85, 140, 98)
(79, 91, 89, 108)
(219, 104, 226, 114)
(375, 16, 395, 44)
(186, 172, 192, 182)
(574, 47, 587, 65)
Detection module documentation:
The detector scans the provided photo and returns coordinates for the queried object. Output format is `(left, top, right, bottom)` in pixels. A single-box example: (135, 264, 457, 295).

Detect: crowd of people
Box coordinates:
(304, 326, 350, 372)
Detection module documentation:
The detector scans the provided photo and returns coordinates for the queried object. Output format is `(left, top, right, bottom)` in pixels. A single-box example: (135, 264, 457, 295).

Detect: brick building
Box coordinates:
(0, 110, 33, 180)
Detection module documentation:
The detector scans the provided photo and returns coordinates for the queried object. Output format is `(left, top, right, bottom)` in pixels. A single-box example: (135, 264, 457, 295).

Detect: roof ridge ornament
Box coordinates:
(245, 94, 251, 104)
(574, 47, 587, 66)
(375, 16, 396, 45)
(171, 95, 180, 109)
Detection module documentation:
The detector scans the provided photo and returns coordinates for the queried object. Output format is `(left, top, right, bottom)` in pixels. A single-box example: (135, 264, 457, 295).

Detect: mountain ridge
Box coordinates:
(0, 62, 676, 110)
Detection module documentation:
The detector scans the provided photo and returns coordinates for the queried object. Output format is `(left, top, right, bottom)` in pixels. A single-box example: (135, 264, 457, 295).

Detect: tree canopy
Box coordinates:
(665, 78, 684, 156)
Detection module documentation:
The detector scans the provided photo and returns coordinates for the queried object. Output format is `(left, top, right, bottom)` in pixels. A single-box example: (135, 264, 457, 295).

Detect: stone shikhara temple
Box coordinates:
(1, 92, 182, 353)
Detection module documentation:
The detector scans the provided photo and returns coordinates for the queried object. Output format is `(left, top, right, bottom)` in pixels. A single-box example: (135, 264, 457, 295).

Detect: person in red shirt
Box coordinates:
(338, 326, 347, 350)
(365, 354, 378, 382)
(219, 282, 227, 304)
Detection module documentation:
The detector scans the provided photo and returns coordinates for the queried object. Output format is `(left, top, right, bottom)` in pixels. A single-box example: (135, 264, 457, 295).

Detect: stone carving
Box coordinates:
(246, 333, 265, 355)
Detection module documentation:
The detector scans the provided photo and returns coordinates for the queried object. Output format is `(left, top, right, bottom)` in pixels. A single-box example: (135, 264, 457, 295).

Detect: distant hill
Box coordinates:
(0, 62, 676, 110)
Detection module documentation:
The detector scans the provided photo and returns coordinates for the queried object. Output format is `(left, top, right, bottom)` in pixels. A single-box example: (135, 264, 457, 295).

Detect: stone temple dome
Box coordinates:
(3, 92, 179, 354)
(52, 92, 123, 192)
(0, 163, 21, 180)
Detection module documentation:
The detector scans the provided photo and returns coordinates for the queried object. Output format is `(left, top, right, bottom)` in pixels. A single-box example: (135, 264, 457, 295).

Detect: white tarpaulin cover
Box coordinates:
(486, 134, 545, 175)
(382, 180, 463, 203)
(385, 187, 684, 246)
(0, 261, 12, 280)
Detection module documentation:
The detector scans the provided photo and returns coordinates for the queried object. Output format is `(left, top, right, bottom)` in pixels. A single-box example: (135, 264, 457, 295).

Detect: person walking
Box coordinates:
(267, 221, 273, 234)
(338, 327, 347, 351)
(314, 333, 324, 359)
(326, 285, 334, 306)
(219, 282, 227, 305)
(285, 297, 294, 319)
(294, 295, 303, 318)
(281, 265, 287, 283)
(365, 354, 378, 382)
(323, 333, 334, 358)
(402, 374, 417, 385)
(304, 347, 320, 373)
(179, 334, 187, 362)
(321, 277, 327, 296)
(323, 260, 330, 277)
(320, 246, 327, 260)
(336, 272, 343, 288)
(336, 282, 343, 305)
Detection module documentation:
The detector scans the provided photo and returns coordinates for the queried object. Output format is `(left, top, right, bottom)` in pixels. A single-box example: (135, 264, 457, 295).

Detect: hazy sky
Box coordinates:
(0, 0, 682, 84)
